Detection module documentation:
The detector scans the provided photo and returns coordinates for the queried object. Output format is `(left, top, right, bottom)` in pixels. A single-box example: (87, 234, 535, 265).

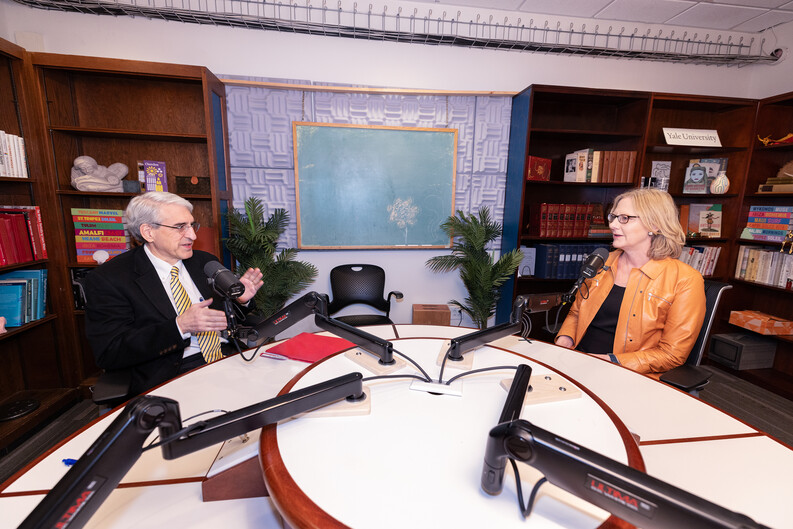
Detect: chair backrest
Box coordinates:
(685, 280, 733, 367)
(328, 264, 390, 315)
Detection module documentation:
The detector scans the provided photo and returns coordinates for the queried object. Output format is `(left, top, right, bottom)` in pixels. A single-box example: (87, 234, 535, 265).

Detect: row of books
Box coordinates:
(527, 243, 611, 280)
(72, 208, 130, 264)
(756, 165, 793, 193)
(563, 149, 637, 183)
(682, 158, 728, 194)
(739, 205, 793, 243)
(678, 245, 721, 277)
(734, 245, 793, 289)
(0, 205, 48, 266)
(530, 203, 596, 238)
(0, 268, 47, 327)
(0, 130, 29, 178)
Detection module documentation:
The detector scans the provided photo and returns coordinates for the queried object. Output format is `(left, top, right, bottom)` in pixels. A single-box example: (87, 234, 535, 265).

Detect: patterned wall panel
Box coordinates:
(223, 76, 511, 249)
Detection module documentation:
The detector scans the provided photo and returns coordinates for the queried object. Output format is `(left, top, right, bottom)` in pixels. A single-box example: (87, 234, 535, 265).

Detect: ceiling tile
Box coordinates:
(667, 3, 767, 29)
(714, 0, 789, 7)
(513, 0, 613, 18)
(596, 0, 696, 24)
(731, 8, 793, 29)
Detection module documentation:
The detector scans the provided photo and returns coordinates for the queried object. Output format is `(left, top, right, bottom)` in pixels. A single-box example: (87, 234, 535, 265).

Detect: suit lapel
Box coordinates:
(133, 246, 177, 319)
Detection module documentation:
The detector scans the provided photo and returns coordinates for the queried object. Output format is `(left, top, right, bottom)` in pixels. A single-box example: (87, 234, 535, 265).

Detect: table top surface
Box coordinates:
(1, 325, 790, 529)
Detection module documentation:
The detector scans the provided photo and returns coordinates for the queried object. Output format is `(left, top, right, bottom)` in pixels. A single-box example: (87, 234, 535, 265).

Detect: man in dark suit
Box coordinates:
(85, 192, 263, 396)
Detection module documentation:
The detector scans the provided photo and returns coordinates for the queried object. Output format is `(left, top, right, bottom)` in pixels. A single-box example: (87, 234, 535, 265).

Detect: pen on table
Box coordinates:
(260, 351, 288, 360)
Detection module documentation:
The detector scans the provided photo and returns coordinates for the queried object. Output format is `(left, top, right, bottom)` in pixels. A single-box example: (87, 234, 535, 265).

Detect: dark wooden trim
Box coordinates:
(28, 52, 204, 80)
(639, 432, 764, 446)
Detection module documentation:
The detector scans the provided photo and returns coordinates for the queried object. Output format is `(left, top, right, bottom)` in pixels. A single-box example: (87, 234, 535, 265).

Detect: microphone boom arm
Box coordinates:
(19, 372, 363, 529)
(482, 419, 770, 529)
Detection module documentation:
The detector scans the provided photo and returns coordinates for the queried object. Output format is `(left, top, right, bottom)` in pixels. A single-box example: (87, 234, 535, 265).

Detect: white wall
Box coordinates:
(2, 0, 792, 97)
(2, 0, 792, 326)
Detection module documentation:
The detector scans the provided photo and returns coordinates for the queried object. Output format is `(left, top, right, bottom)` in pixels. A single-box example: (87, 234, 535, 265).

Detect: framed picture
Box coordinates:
(293, 122, 457, 249)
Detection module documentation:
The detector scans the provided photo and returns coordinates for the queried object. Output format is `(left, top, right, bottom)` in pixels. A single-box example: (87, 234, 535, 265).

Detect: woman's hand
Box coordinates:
(555, 335, 574, 349)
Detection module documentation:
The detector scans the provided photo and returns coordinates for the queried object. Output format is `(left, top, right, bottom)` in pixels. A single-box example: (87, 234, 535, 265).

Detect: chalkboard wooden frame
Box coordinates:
(293, 122, 457, 249)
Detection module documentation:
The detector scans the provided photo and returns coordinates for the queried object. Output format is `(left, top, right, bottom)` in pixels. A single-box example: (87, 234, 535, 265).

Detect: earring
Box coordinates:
(648, 231, 655, 236)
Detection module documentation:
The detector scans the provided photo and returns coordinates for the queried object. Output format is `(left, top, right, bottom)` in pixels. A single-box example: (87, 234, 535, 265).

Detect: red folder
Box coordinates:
(266, 332, 356, 363)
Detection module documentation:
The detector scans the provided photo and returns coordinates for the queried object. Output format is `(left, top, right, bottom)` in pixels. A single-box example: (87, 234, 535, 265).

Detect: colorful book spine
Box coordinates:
(71, 208, 128, 264)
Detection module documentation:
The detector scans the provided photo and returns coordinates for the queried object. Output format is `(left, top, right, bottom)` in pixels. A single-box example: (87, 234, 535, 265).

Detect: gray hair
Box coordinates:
(125, 192, 193, 243)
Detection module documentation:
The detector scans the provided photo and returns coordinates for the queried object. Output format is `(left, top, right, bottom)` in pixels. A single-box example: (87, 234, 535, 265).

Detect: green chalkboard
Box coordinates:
(294, 122, 457, 249)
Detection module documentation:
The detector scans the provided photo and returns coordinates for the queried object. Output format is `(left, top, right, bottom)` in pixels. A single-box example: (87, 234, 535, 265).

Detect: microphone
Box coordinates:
(204, 261, 245, 300)
(565, 247, 609, 300)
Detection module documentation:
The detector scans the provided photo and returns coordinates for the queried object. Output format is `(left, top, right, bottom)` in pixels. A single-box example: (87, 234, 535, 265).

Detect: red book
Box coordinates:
(0, 206, 47, 259)
(0, 217, 18, 264)
(526, 156, 551, 181)
(0, 212, 34, 263)
(547, 204, 561, 237)
(562, 204, 577, 238)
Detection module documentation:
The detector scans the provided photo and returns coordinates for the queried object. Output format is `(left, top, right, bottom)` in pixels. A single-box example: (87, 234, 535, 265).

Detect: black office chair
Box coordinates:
(660, 280, 732, 395)
(327, 264, 403, 326)
(91, 369, 132, 410)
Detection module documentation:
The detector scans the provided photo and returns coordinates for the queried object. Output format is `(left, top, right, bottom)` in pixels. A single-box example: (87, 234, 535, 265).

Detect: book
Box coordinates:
(1, 269, 46, 321)
(0, 211, 34, 263)
(683, 162, 708, 194)
(758, 183, 793, 193)
(650, 160, 671, 191)
(517, 246, 536, 277)
(526, 156, 551, 181)
(688, 204, 719, 236)
(71, 207, 128, 264)
(0, 206, 47, 259)
(590, 151, 601, 183)
(563, 153, 577, 182)
(143, 160, 168, 192)
(698, 204, 722, 238)
(575, 149, 589, 182)
(0, 279, 27, 327)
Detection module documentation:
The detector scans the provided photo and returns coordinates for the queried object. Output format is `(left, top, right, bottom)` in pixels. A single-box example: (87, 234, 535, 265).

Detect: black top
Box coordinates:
(576, 285, 625, 355)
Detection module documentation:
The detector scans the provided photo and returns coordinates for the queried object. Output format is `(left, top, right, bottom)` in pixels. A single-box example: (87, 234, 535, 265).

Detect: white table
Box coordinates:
(1, 325, 789, 529)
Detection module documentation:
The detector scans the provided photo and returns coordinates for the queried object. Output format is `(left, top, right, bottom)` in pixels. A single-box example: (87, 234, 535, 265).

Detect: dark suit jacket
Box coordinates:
(85, 246, 240, 396)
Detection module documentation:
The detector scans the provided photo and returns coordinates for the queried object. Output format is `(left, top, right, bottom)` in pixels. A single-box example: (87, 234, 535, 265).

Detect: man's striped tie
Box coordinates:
(170, 265, 222, 363)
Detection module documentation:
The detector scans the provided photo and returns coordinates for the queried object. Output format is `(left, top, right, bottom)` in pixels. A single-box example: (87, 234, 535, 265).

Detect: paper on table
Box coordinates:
(266, 332, 356, 363)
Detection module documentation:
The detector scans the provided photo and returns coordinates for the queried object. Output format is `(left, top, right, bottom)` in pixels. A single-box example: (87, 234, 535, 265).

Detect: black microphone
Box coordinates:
(204, 261, 245, 300)
(565, 247, 609, 301)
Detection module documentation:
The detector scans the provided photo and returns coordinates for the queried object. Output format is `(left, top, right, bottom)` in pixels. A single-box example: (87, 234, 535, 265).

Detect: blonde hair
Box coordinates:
(611, 188, 685, 260)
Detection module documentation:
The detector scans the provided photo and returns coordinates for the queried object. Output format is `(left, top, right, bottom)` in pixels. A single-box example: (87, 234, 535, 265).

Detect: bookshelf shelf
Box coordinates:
(0, 314, 58, 342)
(49, 126, 207, 143)
(56, 189, 138, 197)
(732, 277, 793, 293)
(0, 259, 48, 273)
(0, 388, 79, 449)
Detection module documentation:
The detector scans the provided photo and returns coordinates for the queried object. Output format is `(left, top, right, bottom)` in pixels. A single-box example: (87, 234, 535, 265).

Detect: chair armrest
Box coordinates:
(387, 291, 404, 302)
(91, 369, 133, 406)
(659, 365, 712, 392)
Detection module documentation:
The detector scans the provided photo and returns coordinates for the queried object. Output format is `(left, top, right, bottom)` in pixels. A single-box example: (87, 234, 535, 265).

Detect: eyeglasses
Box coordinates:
(153, 222, 200, 234)
(607, 213, 640, 225)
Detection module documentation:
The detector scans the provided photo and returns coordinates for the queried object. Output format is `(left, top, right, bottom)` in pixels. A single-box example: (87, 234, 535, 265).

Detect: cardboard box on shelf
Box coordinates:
(728, 310, 793, 335)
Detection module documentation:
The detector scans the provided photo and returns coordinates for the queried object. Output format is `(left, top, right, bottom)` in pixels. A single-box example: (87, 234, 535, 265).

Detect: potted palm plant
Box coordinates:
(426, 206, 523, 329)
(225, 197, 318, 318)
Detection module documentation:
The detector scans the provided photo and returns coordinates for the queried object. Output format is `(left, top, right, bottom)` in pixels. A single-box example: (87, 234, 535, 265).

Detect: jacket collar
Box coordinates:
(607, 250, 668, 280)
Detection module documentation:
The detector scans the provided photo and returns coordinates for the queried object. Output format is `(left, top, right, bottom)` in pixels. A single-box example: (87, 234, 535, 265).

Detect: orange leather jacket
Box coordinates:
(556, 250, 706, 379)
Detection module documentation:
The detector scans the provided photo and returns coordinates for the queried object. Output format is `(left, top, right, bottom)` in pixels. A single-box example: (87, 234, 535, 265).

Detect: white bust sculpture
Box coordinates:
(70, 156, 129, 192)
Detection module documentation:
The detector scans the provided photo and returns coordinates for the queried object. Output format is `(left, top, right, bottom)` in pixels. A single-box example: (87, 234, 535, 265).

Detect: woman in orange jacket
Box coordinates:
(555, 188, 706, 379)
